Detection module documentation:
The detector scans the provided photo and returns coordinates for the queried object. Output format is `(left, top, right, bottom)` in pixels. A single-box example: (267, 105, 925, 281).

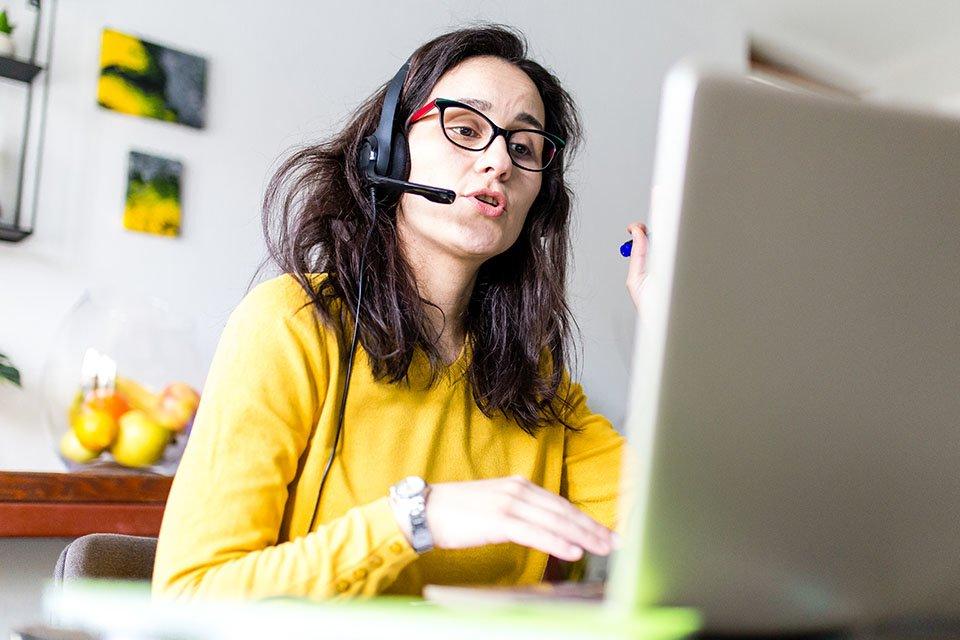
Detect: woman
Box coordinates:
(153, 24, 649, 600)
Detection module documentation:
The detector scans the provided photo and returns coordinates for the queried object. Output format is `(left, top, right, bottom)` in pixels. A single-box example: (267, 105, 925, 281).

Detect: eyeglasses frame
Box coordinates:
(406, 98, 566, 172)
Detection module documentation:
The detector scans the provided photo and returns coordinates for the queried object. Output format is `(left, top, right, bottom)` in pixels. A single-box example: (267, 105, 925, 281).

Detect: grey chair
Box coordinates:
(12, 536, 155, 640)
(53, 533, 158, 585)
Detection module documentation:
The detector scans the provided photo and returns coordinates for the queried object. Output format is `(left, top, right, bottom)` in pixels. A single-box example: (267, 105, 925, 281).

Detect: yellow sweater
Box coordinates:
(152, 274, 624, 600)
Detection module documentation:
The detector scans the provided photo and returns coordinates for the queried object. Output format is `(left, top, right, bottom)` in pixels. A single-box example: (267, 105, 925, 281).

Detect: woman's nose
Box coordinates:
(475, 134, 513, 179)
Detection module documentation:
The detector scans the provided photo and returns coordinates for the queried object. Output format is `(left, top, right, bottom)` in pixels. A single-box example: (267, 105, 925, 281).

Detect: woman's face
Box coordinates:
(398, 56, 546, 265)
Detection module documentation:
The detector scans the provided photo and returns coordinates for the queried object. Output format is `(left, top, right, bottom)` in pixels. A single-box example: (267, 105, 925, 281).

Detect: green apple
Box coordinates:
(111, 410, 170, 468)
(59, 429, 100, 464)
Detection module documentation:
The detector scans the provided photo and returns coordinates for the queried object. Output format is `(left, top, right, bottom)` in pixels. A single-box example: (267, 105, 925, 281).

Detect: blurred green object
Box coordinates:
(0, 9, 14, 36)
(1, 351, 21, 387)
(46, 579, 701, 640)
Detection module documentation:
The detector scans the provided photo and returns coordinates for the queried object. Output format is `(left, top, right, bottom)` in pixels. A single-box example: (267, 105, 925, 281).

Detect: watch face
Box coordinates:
(397, 475, 426, 499)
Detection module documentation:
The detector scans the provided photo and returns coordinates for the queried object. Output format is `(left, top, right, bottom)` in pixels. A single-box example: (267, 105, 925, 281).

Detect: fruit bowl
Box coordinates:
(41, 289, 202, 475)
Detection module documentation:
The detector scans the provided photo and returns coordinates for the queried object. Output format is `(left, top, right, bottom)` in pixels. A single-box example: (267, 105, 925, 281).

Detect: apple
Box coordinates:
(110, 410, 170, 468)
(154, 382, 200, 432)
(59, 429, 100, 464)
(164, 382, 200, 406)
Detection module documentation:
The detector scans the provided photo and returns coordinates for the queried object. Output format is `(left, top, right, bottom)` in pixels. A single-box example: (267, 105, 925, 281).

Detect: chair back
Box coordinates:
(54, 533, 158, 584)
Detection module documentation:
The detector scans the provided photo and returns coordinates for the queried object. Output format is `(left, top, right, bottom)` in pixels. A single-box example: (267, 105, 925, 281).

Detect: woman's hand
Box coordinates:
(415, 476, 617, 561)
(625, 222, 649, 313)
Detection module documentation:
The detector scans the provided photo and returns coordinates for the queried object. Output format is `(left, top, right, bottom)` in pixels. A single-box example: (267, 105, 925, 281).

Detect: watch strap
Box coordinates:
(390, 477, 434, 554)
(408, 497, 433, 553)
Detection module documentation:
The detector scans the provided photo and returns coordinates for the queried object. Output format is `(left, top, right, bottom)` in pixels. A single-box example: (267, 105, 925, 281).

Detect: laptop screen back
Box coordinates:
(609, 65, 960, 633)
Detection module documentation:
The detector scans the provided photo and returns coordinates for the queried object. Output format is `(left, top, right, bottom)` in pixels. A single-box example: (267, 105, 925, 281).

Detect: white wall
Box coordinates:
(0, 0, 743, 631)
(733, 0, 960, 115)
(0, 0, 744, 472)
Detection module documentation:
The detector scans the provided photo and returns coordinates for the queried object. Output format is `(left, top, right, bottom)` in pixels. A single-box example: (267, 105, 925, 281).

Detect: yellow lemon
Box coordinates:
(71, 405, 120, 453)
(111, 410, 170, 468)
(59, 429, 100, 464)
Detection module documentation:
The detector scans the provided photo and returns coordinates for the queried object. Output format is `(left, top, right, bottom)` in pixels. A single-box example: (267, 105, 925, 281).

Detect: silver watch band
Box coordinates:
(390, 476, 434, 554)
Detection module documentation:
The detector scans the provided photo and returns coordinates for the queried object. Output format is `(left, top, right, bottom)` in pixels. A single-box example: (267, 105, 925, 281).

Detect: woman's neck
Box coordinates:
(403, 246, 478, 365)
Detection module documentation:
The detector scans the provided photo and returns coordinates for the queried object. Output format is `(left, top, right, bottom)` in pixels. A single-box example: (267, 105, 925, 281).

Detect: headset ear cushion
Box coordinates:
(389, 131, 409, 180)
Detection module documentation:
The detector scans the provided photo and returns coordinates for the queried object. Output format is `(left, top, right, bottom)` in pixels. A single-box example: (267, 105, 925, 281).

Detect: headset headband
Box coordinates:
(372, 59, 411, 177)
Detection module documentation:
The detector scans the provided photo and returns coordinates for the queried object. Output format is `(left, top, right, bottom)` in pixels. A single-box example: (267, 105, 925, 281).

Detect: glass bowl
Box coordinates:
(41, 289, 203, 475)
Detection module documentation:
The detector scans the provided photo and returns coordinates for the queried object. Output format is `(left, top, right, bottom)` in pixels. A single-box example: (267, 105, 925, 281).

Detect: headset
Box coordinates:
(310, 58, 456, 530)
(359, 59, 457, 206)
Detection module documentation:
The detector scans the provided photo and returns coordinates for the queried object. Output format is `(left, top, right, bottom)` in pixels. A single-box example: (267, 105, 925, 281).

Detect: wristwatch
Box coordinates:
(389, 475, 434, 554)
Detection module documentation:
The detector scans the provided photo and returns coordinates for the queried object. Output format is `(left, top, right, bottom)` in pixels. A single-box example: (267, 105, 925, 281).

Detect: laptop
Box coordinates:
(426, 63, 960, 634)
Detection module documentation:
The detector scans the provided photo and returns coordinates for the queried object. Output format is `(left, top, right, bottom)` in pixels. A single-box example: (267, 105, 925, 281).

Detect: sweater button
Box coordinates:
(370, 555, 383, 567)
(353, 568, 368, 580)
(335, 580, 350, 593)
(389, 541, 404, 554)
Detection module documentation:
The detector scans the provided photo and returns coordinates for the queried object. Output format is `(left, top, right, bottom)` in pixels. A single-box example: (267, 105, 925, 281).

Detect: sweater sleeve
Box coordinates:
(152, 277, 417, 601)
(560, 379, 627, 533)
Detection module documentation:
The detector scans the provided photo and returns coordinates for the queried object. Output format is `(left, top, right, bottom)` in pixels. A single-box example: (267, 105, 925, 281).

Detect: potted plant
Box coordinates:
(1, 351, 21, 387)
(0, 8, 15, 57)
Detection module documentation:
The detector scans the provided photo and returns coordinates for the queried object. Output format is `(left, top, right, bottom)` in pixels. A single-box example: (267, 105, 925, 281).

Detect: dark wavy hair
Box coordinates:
(261, 24, 582, 435)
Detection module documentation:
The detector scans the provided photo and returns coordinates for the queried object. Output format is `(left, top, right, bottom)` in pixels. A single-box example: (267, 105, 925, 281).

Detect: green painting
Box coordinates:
(123, 151, 183, 237)
(98, 28, 207, 129)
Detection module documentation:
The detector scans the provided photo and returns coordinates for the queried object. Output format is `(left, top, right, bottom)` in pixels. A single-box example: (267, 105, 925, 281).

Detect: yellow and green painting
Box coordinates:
(123, 151, 183, 237)
(98, 28, 207, 129)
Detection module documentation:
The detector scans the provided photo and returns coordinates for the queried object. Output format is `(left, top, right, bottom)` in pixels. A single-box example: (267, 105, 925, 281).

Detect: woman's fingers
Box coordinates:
(625, 222, 649, 313)
(422, 477, 616, 559)
(502, 478, 613, 555)
(504, 501, 611, 557)
(501, 516, 586, 562)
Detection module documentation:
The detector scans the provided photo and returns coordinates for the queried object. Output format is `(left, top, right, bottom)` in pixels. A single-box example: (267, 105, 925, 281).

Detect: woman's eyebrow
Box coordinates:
(456, 97, 545, 130)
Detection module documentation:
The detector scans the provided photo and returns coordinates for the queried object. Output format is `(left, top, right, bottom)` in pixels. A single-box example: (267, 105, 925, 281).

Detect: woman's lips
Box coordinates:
(469, 196, 506, 218)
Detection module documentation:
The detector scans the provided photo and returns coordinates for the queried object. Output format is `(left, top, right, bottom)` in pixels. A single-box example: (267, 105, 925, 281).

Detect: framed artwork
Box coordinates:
(98, 28, 207, 129)
(123, 151, 183, 237)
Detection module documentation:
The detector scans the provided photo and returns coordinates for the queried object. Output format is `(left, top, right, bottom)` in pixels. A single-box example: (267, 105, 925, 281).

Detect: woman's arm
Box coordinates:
(554, 219, 647, 531)
(152, 277, 418, 601)
(560, 382, 627, 533)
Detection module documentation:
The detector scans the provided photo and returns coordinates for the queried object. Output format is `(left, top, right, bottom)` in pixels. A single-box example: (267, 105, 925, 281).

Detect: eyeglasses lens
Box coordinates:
(440, 105, 557, 171)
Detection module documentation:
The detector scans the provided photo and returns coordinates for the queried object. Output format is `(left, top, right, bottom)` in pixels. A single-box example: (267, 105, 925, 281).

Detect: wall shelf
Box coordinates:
(0, 0, 53, 243)
(0, 54, 43, 83)
(0, 470, 173, 537)
(0, 223, 33, 241)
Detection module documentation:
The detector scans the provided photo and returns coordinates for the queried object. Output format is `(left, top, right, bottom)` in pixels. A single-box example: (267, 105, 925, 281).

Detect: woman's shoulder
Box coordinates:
(220, 273, 341, 370)
(244, 272, 324, 307)
(238, 272, 331, 320)
(227, 273, 336, 341)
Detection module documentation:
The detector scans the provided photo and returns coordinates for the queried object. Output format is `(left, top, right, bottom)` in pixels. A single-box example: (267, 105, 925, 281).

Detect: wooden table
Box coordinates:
(0, 470, 173, 537)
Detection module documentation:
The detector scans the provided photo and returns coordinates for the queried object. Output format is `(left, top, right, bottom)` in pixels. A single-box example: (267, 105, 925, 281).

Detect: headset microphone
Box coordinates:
(361, 154, 456, 204)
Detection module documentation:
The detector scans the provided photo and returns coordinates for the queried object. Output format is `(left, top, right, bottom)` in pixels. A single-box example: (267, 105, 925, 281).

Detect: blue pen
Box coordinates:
(619, 235, 650, 258)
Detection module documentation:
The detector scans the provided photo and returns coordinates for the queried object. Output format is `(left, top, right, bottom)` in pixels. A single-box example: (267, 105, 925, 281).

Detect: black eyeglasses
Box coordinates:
(406, 98, 565, 172)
